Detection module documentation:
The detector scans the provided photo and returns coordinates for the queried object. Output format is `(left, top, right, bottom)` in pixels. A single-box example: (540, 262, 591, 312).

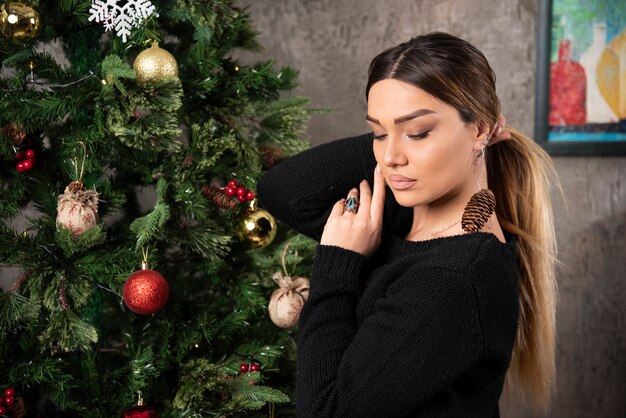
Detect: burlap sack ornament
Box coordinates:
(56, 181, 99, 238)
(268, 271, 309, 328)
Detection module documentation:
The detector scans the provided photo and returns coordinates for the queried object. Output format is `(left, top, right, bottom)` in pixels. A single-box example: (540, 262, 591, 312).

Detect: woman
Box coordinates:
(257, 32, 557, 418)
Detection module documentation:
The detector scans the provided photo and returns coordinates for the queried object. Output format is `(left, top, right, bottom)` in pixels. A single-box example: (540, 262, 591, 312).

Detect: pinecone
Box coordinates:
(201, 185, 237, 209)
(1, 123, 26, 144)
(10, 396, 27, 418)
(461, 189, 496, 233)
(259, 144, 286, 170)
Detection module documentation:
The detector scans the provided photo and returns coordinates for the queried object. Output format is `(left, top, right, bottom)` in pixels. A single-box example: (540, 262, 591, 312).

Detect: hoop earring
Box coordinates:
(462, 139, 496, 233)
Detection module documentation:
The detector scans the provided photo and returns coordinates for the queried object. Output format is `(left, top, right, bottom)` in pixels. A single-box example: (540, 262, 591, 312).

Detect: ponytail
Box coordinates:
(487, 127, 559, 413)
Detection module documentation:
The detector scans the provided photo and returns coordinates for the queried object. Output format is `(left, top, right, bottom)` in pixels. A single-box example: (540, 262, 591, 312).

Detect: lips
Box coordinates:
(388, 174, 416, 190)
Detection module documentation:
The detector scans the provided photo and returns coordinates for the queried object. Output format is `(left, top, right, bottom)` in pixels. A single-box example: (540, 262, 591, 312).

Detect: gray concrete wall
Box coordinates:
(237, 1, 626, 417)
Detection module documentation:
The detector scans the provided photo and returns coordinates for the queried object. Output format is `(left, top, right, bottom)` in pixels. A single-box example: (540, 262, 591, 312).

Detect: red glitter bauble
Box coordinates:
(121, 404, 159, 418)
(123, 266, 169, 315)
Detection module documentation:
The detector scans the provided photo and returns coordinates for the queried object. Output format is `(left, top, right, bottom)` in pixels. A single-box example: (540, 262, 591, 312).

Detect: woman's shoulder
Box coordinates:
(382, 231, 518, 300)
(383, 230, 516, 273)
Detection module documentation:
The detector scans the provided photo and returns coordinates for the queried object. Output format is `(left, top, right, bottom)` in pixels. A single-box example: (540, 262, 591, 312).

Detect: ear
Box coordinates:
(470, 121, 490, 152)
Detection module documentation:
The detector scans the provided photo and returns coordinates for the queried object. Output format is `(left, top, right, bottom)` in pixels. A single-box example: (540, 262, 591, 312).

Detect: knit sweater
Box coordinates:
(257, 133, 519, 418)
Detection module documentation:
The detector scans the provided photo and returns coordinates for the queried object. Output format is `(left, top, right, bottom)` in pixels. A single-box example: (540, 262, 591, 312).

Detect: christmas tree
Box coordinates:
(0, 1, 316, 416)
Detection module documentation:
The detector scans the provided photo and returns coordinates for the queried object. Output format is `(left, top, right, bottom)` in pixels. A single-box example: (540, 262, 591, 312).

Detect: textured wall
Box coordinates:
(237, 1, 626, 417)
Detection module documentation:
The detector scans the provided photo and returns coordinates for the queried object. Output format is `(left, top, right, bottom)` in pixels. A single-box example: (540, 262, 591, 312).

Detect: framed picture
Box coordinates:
(535, 0, 626, 155)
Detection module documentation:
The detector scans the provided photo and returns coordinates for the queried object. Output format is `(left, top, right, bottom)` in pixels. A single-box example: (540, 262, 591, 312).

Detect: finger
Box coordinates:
(370, 164, 386, 223)
(358, 180, 372, 218)
(330, 198, 346, 217)
(343, 187, 359, 214)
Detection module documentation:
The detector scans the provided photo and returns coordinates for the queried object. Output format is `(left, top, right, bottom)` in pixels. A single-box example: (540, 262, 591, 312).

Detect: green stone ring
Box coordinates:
(344, 195, 359, 214)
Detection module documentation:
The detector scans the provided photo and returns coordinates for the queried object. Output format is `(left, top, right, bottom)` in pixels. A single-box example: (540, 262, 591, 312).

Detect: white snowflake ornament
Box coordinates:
(89, 0, 156, 43)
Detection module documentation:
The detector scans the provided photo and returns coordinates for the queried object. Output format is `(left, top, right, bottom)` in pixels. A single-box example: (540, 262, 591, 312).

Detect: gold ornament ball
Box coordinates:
(133, 42, 179, 83)
(0, 2, 41, 43)
(236, 199, 277, 248)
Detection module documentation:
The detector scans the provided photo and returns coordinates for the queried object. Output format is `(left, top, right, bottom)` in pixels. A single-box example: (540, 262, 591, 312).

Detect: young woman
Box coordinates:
(257, 32, 557, 418)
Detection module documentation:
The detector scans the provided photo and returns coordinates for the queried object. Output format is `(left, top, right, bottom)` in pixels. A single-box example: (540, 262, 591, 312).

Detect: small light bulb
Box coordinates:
(234, 66, 240, 72)
(246, 221, 255, 231)
(101, 79, 107, 85)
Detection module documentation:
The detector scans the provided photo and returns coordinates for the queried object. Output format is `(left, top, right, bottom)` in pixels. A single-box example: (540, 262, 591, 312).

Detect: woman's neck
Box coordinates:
(405, 161, 505, 242)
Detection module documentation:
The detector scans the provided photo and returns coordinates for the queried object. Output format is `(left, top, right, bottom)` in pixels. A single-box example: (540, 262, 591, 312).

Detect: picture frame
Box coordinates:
(534, 0, 626, 155)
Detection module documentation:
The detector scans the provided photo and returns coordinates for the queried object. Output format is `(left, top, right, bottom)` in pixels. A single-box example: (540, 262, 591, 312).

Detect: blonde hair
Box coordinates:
(488, 128, 559, 413)
(366, 32, 559, 413)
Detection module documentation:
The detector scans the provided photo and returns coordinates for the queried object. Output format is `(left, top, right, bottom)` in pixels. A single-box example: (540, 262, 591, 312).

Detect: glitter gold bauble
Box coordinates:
(133, 42, 179, 83)
(236, 199, 277, 248)
(0, 2, 41, 43)
(123, 262, 169, 315)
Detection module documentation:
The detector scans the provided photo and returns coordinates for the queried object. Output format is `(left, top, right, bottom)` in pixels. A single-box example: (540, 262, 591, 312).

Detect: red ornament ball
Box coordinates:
(121, 404, 159, 418)
(0, 405, 6, 415)
(236, 186, 246, 197)
(123, 267, 169, 315)
(15, 161, 25, 172)
(228, 179, 238, 188)
(3, 396, 12, 406)
(25, 149, 35, 159)
(239, 363, 249, 373)
(225, 186, 236, 196)
(250, 363, 260, 372)
(237, 194, 247, 202)
(3, 388, 12, 398)
(246, 190, 255, 201)
(22, 159, 33, 170)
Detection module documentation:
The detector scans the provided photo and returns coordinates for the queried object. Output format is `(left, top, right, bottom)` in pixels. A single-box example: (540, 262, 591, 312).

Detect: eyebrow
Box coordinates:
(366, 109, 436, 125)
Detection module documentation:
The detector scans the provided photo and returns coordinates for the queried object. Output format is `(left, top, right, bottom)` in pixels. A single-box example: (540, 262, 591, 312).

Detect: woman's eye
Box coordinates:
(372, 133, 387, 140)
(406, 130, 431, 140)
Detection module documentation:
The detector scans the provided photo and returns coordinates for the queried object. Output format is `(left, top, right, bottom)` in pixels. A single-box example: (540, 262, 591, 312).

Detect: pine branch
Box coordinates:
(255, 96, 315, 156)
(40, 308, 98, 353)
(101, 54, 136, 96)
(175, 224, 233, 261)
(130, 178, 171, 251)
(127, 347, 160, 395)
(55, 224, 107, 257)
(229, 383, 290, 408)
(173, 358, 222, 411)
(0, 291, 40, 338)
(188, 120, 238, 173)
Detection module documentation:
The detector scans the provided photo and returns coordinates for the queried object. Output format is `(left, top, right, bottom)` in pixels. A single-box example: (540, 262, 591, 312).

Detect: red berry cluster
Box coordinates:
(224, 179, 255, 203)
(0, 387, 15, 415)
(14, 147, 36, 173)
(239, 362, 261, 374)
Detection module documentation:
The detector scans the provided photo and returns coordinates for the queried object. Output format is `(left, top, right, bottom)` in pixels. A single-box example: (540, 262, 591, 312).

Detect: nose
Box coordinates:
(382, 135, 408, 167)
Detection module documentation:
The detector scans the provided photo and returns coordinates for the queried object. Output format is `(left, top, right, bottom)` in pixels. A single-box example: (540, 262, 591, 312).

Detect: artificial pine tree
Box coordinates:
(0, 1, 317, 416)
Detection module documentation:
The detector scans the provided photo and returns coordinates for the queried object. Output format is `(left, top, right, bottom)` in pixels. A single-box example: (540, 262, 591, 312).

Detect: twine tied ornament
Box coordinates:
(268, 243, 309, 328)
(56, 143, 99, 238)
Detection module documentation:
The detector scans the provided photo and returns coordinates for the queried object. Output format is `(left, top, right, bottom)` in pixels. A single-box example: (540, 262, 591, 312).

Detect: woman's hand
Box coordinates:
(320, 165, 386, 257)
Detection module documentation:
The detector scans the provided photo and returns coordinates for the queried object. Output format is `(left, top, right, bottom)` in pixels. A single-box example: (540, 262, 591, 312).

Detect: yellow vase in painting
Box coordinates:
(597, 27, 626, 119)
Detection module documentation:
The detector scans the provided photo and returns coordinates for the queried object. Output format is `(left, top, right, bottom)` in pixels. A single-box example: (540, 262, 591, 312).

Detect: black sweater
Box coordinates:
(257, 133, 519, 418)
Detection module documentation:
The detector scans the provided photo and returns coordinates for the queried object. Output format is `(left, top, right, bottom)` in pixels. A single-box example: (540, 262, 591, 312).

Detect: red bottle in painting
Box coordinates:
(549, 39, 587, 125)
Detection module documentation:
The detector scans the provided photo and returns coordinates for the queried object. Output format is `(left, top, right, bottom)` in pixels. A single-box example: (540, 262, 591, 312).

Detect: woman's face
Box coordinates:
(367, 79, 483, 208)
